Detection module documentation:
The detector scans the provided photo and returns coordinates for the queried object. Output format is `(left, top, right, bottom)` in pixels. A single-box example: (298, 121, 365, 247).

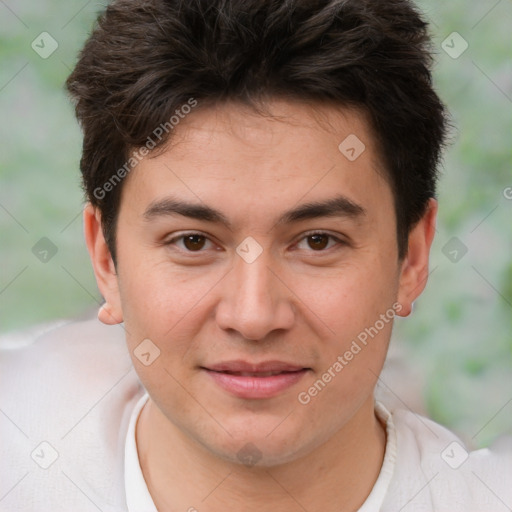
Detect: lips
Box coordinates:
(205, 360, 307, 374)
(202, 360, 310, 399)
(220, 370, 292, 377)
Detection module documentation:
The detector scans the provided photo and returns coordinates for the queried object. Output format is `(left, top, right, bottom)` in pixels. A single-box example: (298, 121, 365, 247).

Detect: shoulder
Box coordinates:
(382, 404, 512, 511)
(0, 315, 144, 510)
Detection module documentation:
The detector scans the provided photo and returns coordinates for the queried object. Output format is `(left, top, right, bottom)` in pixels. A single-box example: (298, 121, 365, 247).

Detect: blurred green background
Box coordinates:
(1, 0, 511, 447)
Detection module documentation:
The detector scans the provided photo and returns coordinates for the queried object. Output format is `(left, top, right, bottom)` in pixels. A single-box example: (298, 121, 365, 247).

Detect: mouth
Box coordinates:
(213, 370, 300, 377)
(201, 360, 310, 399)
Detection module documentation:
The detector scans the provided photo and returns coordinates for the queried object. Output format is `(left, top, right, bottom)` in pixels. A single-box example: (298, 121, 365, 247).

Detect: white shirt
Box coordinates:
(124, 393, 398, 512)
(1, 316, 511, 511)
(125, 394, 157, 512)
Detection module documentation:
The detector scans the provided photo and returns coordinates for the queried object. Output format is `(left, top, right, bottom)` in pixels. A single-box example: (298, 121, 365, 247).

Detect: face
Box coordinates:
(86, 100, 435, 466)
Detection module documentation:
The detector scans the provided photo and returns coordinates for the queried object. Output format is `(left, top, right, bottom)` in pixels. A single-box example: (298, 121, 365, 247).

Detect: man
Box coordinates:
(1, 0, 510, 510)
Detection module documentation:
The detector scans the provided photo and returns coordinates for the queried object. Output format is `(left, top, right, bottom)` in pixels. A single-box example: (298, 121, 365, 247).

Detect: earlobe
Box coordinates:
(97, 302, 123, 325)
(83, 203, 124, 325)
(396, 198, 437, 317)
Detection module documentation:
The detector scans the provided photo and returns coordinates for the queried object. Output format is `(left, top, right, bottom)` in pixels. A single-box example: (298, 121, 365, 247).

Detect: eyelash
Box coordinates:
(164, 230, 347, 254)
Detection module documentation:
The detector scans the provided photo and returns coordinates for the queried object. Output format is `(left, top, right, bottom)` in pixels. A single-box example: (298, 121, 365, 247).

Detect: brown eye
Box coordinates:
(307, 234, 329, 250)
(295, 231, 345, 253)
(165, 232, 216, 254)
(183, 234, 207, 251)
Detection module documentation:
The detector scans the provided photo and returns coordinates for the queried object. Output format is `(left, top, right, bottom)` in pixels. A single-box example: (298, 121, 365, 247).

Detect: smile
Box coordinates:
(201, 362, 310, 399)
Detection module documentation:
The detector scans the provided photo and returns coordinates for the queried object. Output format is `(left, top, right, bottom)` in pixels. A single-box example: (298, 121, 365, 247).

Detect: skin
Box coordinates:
(84, 99, 436, 511)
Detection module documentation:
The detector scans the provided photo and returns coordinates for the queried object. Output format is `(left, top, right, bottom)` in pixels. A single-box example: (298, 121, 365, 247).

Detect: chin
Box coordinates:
(196, 420, 320, 469)
(212, 441, 303, 469)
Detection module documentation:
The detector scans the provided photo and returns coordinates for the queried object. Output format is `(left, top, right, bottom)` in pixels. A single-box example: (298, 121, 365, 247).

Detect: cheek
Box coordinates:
(294, 255, 398, 385)
(296, 316, 393, 421)
(293, 257, 398, 337)
(117, 253, 217, 338)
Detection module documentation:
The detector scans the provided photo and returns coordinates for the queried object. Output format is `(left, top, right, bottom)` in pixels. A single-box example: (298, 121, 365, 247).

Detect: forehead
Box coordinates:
(119, 99, 393, 227)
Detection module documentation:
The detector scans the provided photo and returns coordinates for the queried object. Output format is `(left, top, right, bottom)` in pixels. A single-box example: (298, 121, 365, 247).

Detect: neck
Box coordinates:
(136, 396, 386, 512)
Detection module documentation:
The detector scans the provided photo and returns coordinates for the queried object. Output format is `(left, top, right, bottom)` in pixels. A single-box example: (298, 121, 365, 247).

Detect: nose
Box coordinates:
(215, 249, 295, 341)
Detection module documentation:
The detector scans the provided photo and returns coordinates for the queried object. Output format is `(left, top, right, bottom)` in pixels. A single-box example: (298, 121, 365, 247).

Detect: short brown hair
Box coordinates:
(66, 0, 448, 265)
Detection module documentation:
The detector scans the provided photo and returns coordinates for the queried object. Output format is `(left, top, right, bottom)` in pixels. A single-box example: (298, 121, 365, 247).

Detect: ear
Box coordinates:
(83, 203, 123, 325)
(396, 198, 437, 317)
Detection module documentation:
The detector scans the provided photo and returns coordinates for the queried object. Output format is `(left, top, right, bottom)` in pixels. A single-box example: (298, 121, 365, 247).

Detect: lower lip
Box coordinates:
(204, 369, 308, 399)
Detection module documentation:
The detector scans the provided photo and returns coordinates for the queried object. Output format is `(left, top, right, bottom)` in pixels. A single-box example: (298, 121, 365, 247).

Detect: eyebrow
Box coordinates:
(143, 194, 366, 229)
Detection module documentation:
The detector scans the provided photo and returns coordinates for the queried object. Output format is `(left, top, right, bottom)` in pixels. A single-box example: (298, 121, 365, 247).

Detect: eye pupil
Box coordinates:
(178, 233, 335, 253)
(184, 235, 206, 251)
(308, 234, 329, 250)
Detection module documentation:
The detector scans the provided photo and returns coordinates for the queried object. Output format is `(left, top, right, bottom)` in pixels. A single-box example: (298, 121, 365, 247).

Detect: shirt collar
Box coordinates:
(124, 392, 157, 512)
(124, 395, 396, 511)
